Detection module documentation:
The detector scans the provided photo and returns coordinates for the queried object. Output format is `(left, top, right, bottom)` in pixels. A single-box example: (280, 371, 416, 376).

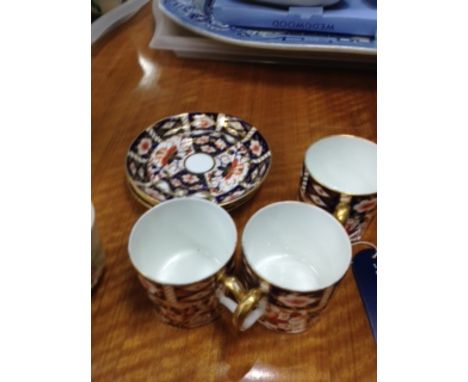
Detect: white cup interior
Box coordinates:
(242, 202, 351, 292)
(305, 135, 377, 195)
(128, 198, 237, 285)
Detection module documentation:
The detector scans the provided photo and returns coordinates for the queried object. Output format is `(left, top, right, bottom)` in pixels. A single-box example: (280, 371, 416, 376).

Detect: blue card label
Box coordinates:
(352, 248, 377, 340)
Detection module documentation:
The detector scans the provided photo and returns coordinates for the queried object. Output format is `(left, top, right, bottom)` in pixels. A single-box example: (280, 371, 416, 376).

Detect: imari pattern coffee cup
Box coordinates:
(217, 202, 352, 334)
(128, 198, 238, 329)
(299, 135, 377, 242)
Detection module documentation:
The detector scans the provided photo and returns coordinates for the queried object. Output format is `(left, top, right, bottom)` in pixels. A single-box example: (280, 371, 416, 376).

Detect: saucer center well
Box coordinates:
(185, 153, 215, 173)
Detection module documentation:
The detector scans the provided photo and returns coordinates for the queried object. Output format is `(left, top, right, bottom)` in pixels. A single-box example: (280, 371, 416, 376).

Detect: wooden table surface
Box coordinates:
(92, 5, 376, 381)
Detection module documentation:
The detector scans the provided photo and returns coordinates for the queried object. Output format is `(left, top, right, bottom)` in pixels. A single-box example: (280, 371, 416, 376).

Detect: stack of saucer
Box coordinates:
(125, 112, 272, 211)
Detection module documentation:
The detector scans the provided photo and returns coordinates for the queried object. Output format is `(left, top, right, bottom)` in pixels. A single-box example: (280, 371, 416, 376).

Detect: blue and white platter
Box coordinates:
(158, 0, 376, 55)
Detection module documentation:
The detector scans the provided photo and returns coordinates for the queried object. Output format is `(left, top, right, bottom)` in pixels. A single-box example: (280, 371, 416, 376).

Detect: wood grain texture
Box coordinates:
(92, 5, 376, 381)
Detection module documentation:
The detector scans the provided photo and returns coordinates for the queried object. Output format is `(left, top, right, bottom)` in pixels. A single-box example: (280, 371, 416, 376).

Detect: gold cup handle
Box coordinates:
(334, 194, 352, 225)
(216, 272, 267, 331)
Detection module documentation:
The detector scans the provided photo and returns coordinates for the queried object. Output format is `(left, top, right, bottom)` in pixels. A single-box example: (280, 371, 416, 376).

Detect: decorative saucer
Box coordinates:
(125, 112, 272, 209)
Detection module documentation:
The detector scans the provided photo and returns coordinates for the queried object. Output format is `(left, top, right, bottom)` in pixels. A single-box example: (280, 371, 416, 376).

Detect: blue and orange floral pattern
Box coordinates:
(137, 257, 237, 328)
(138, 275, 220, 328)
(299, 165, 377, 242)
(126, 112, 272, 208)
